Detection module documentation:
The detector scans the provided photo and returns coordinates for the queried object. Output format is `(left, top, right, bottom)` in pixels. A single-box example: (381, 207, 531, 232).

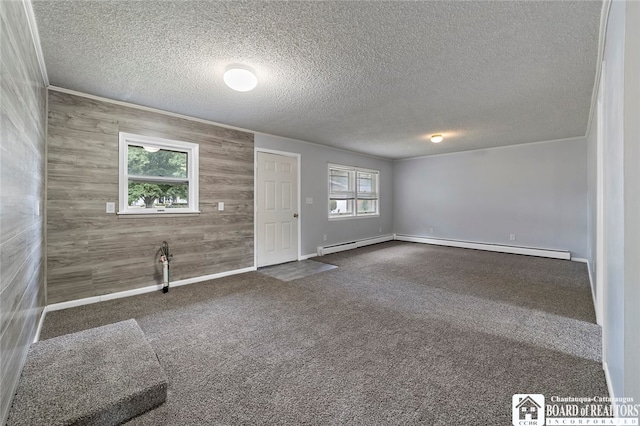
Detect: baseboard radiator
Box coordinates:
(317, 234, 571, 260)
(394, 234, 571, 260)
(317, 235, 394, 256)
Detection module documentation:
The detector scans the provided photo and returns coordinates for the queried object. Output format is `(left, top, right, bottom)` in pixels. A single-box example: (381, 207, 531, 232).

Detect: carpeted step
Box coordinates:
(7, 319, 167, 426)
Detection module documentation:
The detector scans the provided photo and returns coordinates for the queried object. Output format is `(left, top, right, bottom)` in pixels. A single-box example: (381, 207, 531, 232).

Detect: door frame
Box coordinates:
(254, 148, 302, 268)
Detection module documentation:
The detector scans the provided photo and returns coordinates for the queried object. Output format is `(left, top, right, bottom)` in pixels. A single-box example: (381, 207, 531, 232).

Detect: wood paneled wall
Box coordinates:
(46, 90, 254, 304)
(0, 1, 47, 423)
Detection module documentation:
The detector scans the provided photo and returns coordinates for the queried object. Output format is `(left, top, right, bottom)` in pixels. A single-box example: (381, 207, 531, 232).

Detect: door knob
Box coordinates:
(293, 213, 299, 218)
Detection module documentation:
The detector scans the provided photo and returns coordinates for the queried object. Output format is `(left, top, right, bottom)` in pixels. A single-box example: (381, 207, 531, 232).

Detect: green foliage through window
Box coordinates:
(119, 132, 199, 214)
(128, 146, 187, 178)
(127, 146, 189, 209)
(128, 182, 188, 208)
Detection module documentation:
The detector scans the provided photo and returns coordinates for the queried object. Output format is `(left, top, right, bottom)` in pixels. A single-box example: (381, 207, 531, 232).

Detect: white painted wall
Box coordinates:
(600, 0, 625, 400)
(254, 133, 394, 256)
(393, 138, 588, 258)
(622, 0, 640, 404)
(587, 0, 640, 403)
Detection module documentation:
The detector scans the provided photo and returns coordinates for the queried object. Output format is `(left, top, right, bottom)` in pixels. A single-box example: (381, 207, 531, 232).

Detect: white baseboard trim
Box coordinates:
(583, 260, 601, 326)
(33, 307, 47, 343)
(46, 266, 256, 312)
(563, 256, 601, 326)
(603, 361, 616, 406)
(393, 234, 571, 260)
(299, 253, 318, 260)
(317, 235, 394, 256)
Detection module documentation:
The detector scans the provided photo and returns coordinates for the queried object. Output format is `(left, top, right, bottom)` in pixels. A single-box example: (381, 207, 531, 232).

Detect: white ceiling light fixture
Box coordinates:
(143, 146, 160, 152)
(223, 67, 258, 92)
(430, 134, 444, 143)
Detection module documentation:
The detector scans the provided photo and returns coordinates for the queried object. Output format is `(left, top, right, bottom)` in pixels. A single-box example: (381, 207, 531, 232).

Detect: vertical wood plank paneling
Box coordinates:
(46, 90, 255, 304)
(0, 1, 47, 423)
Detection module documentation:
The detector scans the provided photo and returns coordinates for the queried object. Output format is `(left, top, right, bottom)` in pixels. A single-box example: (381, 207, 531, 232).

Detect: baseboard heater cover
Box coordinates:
(317, 235, 394, 256)
(394, 234, 571, 260)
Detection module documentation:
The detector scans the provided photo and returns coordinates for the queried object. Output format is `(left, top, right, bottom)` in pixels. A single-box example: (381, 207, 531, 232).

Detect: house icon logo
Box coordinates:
(512, 394, 545, 426)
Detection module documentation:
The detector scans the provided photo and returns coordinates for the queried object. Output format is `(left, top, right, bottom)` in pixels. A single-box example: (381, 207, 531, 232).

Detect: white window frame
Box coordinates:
(328, 163, 380, 219)
(118, 132, 199, 215)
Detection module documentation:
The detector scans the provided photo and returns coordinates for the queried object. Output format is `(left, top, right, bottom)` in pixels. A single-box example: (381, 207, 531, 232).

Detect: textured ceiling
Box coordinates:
(32, 1, 602, 159)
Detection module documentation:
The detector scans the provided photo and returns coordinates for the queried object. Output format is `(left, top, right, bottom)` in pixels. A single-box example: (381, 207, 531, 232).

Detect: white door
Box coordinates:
(256, 151, 298, 267)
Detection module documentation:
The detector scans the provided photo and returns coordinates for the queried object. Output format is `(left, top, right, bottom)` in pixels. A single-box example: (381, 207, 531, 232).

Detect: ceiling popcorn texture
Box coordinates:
(32, 1, 602, 159)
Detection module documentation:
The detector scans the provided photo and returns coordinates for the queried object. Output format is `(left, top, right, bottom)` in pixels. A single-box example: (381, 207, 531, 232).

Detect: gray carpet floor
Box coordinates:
(40, 241, 607, 425)
(9, 320, 167, 426)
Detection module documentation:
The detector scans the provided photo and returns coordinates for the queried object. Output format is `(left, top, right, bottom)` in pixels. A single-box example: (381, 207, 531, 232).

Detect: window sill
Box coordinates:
(117, 211, 201, 218)
(329, 214, 380, 221)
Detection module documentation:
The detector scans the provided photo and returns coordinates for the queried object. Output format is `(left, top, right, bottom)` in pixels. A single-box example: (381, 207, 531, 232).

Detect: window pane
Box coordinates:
(330, 169, 351, 193)
(328, 164, 379, 219)
(330, 199, 354, 215)
(357, 172, 373, 193)
(128, 181, 189, 209)
(128, 145, 187, 178)
(357, 199, 377, 214)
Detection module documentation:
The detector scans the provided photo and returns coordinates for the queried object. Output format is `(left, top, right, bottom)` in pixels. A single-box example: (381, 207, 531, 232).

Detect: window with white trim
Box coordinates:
(118, 132, 199, 214)
(329, 164, 379, 218)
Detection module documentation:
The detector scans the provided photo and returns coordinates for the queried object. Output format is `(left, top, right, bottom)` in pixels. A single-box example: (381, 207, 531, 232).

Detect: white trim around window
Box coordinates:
(328, 163, 379, 219)
(118, 132, 199, 215)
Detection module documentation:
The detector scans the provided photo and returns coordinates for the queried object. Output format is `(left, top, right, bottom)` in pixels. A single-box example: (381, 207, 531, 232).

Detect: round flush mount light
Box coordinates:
(143, 146, 160, 153)
(430, 134, 444, 143)
(223, 67, 258, 92)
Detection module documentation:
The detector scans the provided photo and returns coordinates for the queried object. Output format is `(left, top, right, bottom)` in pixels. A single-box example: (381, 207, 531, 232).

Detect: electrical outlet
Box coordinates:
(379, 227, 382, 233)
(510, 233, 516, 241)
(306, 197, 313, 204)
(323, 234, 327, 241)
(429, 227, 434, 234)
(106, 202, 116, 214)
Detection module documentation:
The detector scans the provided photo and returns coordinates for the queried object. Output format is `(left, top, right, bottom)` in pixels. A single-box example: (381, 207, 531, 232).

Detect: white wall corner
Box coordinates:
(23, 0, 49, 86)
(585, 0, 612, 137)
